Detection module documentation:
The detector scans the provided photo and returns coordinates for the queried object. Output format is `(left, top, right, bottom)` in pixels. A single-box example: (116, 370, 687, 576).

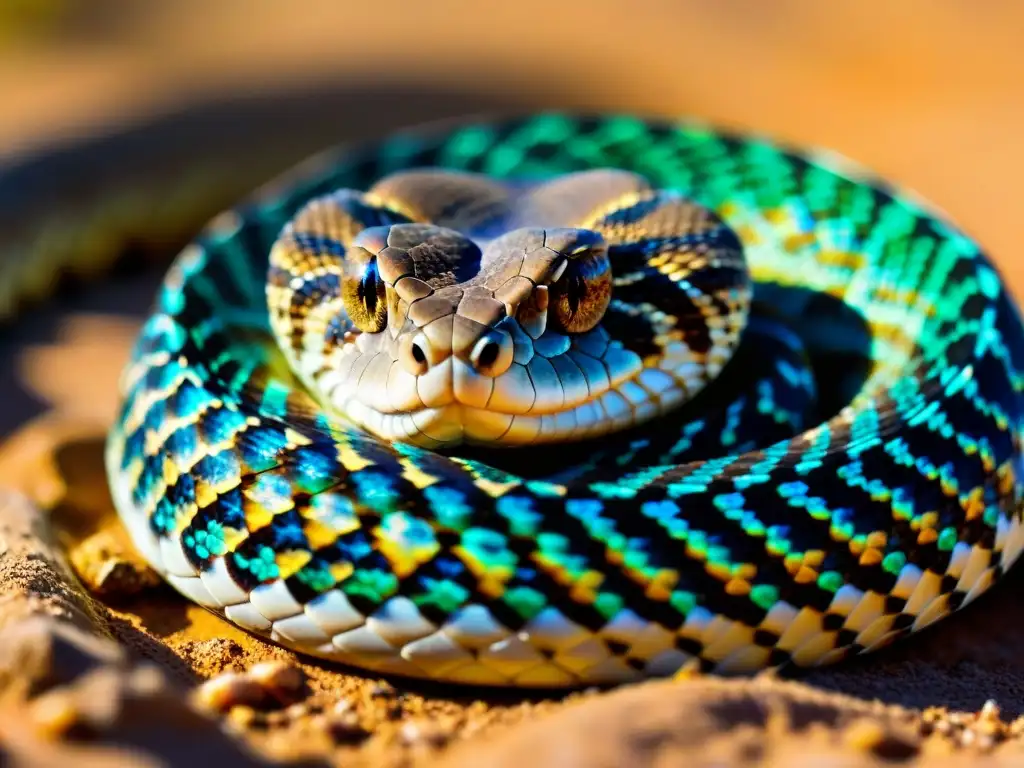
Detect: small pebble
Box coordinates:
(976, 719, 1002, 738)
(249, 661, 306, 703)
(399, 720, 450, 749)
(332, 699, 354, 716)
(324, 713, 371, 745)
(305, 701, 325, 715)
(264, 710, 289, 727)
(979, 699, 1001, 723)
(194, 672, 268, 713)
(92, 558, 153, 599)
(194, 662, 307, 713)
(225, 705, 260, 731)
(29, 693, 84, 740)
(916, 700, 1013, 752)
(130, 665, 166, 697)
(843, 719, 919, 760)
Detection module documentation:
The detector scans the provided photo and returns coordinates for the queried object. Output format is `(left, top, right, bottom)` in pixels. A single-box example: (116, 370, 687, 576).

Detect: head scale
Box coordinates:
(267, 169, 750, 449)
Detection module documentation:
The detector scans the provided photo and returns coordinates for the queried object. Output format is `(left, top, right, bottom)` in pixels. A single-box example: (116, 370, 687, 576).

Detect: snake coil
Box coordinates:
(105, 114, 1024, 687)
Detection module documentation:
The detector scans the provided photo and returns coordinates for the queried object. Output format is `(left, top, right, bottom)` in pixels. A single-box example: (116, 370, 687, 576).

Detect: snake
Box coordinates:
(13, 112, 1024, 688)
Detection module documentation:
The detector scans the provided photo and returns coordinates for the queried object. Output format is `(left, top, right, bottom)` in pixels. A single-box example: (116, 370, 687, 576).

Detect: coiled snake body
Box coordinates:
(96, 114, 1024, 687)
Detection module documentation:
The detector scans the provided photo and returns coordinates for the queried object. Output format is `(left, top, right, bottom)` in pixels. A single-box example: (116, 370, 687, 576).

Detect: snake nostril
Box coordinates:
(475, 340, 501, 371)
(411, 341, 427, 366)
(400, 334, 431, 375)
(468, 333, 513, 376)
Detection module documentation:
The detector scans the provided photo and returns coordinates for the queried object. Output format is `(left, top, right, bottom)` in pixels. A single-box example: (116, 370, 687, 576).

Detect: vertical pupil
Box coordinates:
(566, 271, 586, 315)
(360, 262, 379, 311)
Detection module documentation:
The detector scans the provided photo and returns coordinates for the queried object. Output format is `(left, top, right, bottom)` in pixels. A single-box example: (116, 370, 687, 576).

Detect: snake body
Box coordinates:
(100, 114, 1024, 687)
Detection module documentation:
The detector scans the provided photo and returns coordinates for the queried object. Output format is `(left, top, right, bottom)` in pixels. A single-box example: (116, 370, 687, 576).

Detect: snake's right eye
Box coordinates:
(342, 247, 388, 333)
(546, 234, 612, 334)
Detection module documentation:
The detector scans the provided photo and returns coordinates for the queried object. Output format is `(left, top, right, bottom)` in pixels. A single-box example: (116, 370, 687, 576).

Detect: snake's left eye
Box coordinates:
(342, 247, 388, 333)
(547, 241, 613, 334)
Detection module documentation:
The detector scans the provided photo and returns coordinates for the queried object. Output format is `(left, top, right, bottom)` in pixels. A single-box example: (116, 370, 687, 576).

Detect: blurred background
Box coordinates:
(2, 0, 1023, 261)
(1, 0, 1023, 436)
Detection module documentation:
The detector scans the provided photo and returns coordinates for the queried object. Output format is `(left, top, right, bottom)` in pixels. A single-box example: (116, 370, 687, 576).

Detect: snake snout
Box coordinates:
(398, 323, 513, 379)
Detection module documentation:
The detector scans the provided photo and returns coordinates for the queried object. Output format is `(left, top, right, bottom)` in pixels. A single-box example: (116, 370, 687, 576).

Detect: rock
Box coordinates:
(0, 490, 318, 767)
(194, 661, 308, 714)
(0, 489, 106, 636)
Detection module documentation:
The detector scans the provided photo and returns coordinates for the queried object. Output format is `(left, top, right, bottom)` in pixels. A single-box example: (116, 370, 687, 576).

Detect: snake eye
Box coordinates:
(547, 242, 613, 334)
(341, 247, 388, 333)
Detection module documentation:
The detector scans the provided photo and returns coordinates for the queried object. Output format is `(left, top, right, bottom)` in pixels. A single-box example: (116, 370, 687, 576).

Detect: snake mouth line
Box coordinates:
(317, 321, 735, 448)
(336, 358, 711, 448)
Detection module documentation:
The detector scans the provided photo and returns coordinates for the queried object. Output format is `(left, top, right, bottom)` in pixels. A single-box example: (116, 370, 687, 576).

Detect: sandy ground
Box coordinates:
(5, 2, 1024, 766)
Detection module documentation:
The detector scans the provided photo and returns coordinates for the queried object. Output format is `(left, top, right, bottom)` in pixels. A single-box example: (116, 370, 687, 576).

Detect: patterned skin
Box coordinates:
(103, 114, 1024, 688)
(266, 168, 749, 447)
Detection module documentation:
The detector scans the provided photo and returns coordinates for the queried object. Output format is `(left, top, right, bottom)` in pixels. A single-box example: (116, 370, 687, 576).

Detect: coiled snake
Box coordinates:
(73, 113, 1024, 687)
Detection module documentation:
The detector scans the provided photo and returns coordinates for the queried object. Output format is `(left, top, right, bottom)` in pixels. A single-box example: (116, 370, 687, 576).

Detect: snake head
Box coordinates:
(267, 170, 750, 449)
(320, 222, 635, 447)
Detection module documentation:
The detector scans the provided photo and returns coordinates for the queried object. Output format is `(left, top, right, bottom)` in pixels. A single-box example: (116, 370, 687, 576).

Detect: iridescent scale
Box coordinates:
(106, 115, 1024, 687)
